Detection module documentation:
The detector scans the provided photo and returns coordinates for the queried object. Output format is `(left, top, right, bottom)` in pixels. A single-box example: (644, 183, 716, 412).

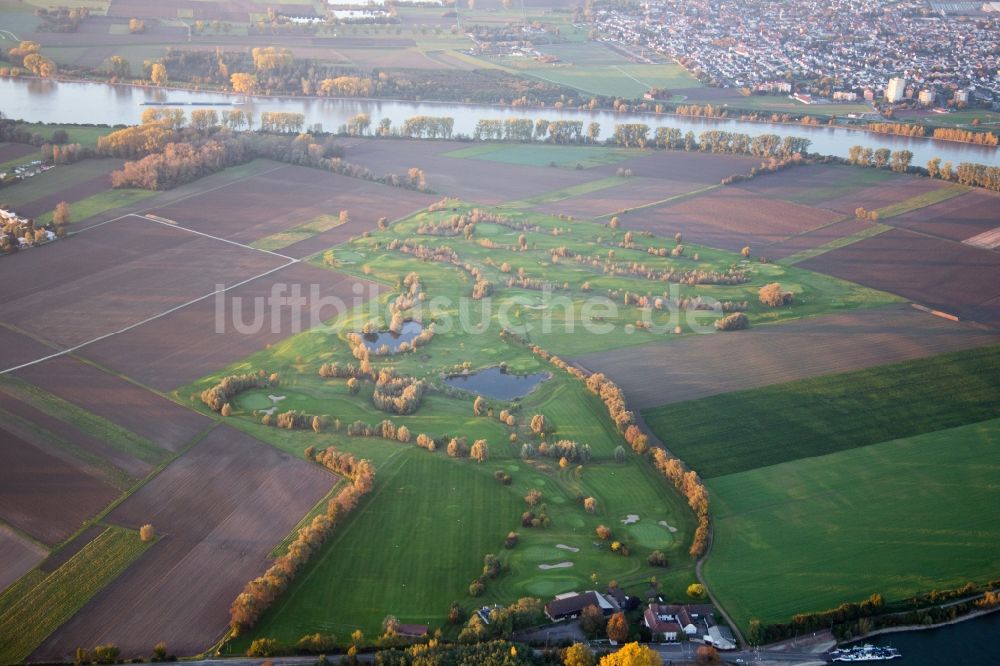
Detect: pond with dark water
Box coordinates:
(443, 366, 550, 400)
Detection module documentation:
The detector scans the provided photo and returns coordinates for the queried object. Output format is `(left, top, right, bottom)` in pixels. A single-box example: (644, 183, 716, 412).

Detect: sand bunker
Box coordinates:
(539, 562, 574, 570)
(555, 544, 580, 553)
(260, 394, 287, 416)
(621, 514, 639, 525)
(658, 520, 678, 533)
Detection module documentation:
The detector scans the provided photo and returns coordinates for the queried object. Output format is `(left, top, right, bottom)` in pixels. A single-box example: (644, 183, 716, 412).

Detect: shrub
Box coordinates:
(758, 282, 793, 307)
(715, 312, 749, 331)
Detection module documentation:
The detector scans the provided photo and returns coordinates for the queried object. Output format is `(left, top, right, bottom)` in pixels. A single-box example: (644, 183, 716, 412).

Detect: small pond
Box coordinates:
(360, 320, 423, 353)
(443, 366, 550, 400)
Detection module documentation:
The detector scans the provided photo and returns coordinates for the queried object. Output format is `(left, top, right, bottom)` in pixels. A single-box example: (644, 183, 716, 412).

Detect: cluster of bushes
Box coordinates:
(319, 360, 371, 381)
(371, 370, 425, 415)
(715, 312, 749, 331)
(200, 371, 276, 412)
(365, 639, 536, 665)
(651, 449, 710, 558)
(519, 439, 593, 464)
(721, 154, 804, 185)
(584, 255, 750, 286)
(230, 447, 375, 634)
(758, 282, 793, 308)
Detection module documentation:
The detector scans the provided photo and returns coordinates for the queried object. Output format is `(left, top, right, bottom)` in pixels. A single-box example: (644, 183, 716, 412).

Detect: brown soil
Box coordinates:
(0, 427, 119, 546)
(79, 262, 382, 390)
(32, 424, 336, 660)
(0, 215, 285, 348)
(574, 304, 1000, 409)
(621, 185, 843, 252)
(0, 526, 46, 593)
(799, 229, 1000, 327)
(14, 356, 211, 453)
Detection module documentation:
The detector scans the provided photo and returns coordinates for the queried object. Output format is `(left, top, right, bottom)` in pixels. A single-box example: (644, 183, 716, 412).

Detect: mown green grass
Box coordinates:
(0, 526, 151, 664)
(643, 345, 1000, 479)
(250, 213, 347, 251)
(873, 183, 968, 219)
(11, 123, 111, 150)
(703, 418, 1000, 631)
(34, 188, 157, 225)
(523, 64, 701, 99)
(444, 143, 645, 169)
(232, 449, 522, 643)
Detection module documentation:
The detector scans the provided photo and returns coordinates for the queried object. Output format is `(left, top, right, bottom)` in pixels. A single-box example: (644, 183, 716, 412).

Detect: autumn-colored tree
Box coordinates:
(128, 18, 145, 33)
(596, 524, 612, 540)
(339, 210, 350, 224)
(525, 488, 542, 506)
(150, 62, 167, 86)
(606, 612, 628, 643)
(139, 524, 155, 541)
(583, 497, 596, 513)
(647, 550, 668, 567)
(347, 377, 360, 395)
(740, 246, 751, 258)
(104, 55, 130, 80)
(695, 645, 719, 664)
(563, 642, 596, 666)
(53, 200, 70, 228)
(758, 282, 792, 307)
(470, 439, 489, 463)
(530, 413, 548, 434)
(687, 583, 706, 598)
(231, 72, 257, 94)
(609, 216, 619, 229)
(599, 642, 662, 666)
(220, 403, 233, 417)
(473, 395, 486, 416)
(152, 642, 167, 661)
(579, 604, 604, 638)
(382, 614, 400, 637)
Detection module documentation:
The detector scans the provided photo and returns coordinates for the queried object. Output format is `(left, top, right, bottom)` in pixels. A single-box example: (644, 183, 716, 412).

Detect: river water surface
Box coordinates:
(2, 77, 998, 167)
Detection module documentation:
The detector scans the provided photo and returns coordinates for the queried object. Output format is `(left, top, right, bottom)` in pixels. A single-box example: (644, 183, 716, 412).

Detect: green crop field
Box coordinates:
(0, 526, 152, 665)
(703, 418, 1000, 631)
(523, 64, 702, 99)
(643, 345, 1000, 479)
(11, 123, 112, 150)
(34, 188, 157, 225)
(444, 144, 646, 169)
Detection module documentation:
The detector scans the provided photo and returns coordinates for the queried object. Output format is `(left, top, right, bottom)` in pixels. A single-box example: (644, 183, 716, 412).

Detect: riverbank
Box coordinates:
(842, 603, 1000, 645)
(3, 73, 997, 157)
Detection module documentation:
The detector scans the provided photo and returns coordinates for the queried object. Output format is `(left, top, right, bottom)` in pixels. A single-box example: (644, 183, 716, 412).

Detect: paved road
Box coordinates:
(188, 644, 832, 666)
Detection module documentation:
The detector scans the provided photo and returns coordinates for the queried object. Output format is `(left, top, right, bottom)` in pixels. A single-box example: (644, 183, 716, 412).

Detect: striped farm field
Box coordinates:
(0, 526, 151, 665)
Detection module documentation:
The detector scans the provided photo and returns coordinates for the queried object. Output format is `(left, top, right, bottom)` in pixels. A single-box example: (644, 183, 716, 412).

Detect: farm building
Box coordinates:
(544, 590, 619, 622)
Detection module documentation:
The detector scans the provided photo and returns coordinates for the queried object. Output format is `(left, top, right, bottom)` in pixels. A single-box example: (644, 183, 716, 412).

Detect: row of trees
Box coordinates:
(846, 145, 914, 172)
(651, 448, 710, 558)
(229, 447, 375, 634)
(519, 439, 593, 464)
(200, 370, 276, 412)
(932, 127, 999, 146)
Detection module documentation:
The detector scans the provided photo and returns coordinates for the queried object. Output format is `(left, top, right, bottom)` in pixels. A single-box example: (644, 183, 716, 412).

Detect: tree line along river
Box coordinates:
(1, 77, 999, 167)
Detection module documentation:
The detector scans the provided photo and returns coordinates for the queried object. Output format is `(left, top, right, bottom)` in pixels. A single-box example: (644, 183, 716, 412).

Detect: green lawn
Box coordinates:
(12, 123, 112, 150)
(643, 345, 1000, 479)
(233, 449, 522, 643)
(34, 188, 157, 225)
(703, 418, 1000, 631)
(0, 526, 152, 664)
(522, 64, 701, 99)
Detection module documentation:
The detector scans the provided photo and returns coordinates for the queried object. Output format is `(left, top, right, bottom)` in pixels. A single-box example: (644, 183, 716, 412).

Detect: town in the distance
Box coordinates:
(0, 0, 998, 664)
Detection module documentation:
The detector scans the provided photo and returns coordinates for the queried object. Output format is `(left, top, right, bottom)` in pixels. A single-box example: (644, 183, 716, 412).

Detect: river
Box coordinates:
(862, 610, 1000, 665)
(2, 77, 998, 166)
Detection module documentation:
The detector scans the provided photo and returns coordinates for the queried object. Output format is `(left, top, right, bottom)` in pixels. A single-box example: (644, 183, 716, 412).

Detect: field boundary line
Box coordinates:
(133, 213, 298, 261)
(595, 183, 720, 219)
(781, 223, 893, 265)
(613, 64, 652, 89)
(0, 261, 298, 376)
